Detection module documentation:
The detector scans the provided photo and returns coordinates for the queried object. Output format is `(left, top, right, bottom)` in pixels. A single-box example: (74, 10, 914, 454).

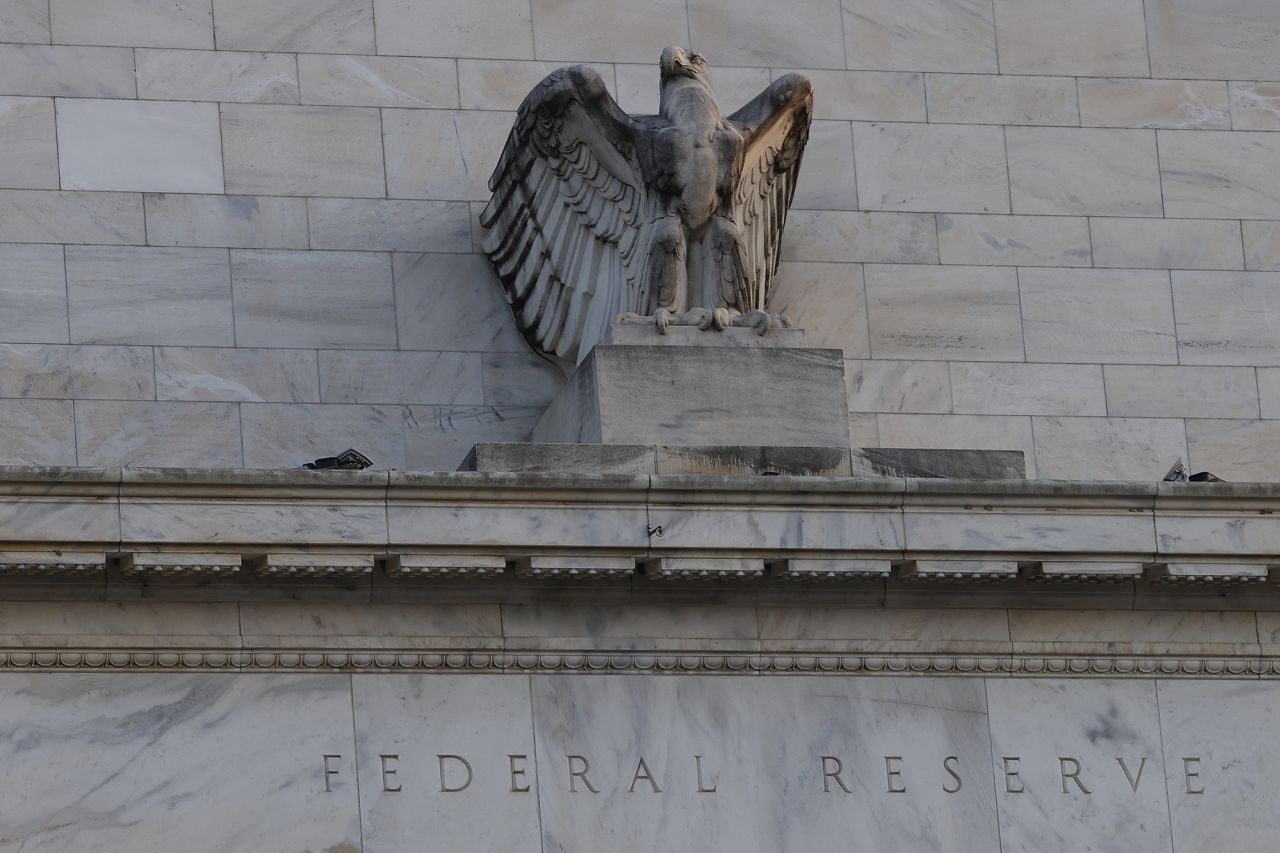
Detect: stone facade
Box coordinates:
(3, 464, 1280, 849)
(2, 0, 1280, 478)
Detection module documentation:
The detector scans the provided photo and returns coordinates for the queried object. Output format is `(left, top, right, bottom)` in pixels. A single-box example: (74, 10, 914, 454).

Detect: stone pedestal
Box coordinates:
(531, 339, 851, 447)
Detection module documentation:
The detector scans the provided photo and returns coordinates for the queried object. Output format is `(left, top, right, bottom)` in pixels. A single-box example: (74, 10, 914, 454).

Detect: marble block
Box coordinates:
(0, 189, 144, 245)
(896, 559, 1019, 581)
(0, 44, 136, 99)
(118, 551, 241, 576)
(460, 442, 658, 475)
(213, 0, 374, 53)
(49, 0, 214, 49)
(144, 194, 308, 249)
(842, 0, 998, 73)
(0, 550, 104, 575)
(0, 244, 68, 344)
(221, 104, 384, 197)
(0, 96, 57, 190)
(1157, 681, 1280, 851)
(383, 554, 506, 578)
(1021, 560, 1143, 583)
(993, 0, 1149, 77)
(510, 555, 636, 579)
(770, 557, 892, 580)
(297, 54, 457, 108)
(530, 675, 999, 852)
(66, 246, 234, 347)
(353, 675, 543, 853)
(924, 74, 1079, 126)
(56, 98, 224, 193)
(372, 0, 534, 60)
(249, 552, 375, 578)
(0, 673, 361, 850)
(136, 48, 299, 104)
(986, 679, 1172, 853)
(0, 0, 49, 42)
(851, 448, 1025, 479)
(654, 445, 854, 476)
(531, 345, 851, 448)
(640, 556, 766, 579)
(532, 0, 688, 64)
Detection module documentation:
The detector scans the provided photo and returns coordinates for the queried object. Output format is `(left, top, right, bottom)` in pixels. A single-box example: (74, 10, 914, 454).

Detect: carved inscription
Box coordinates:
(321, 751, 1211, 796)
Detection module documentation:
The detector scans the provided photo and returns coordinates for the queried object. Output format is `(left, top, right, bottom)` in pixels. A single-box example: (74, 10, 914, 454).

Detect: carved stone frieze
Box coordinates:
(0, 647, 1277, 678)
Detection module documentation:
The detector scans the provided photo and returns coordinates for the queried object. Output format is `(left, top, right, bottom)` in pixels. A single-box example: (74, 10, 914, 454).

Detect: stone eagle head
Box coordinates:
(659, 46, 710, 83)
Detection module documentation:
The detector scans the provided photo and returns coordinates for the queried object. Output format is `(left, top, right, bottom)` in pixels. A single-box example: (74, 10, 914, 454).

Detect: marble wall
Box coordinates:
(1, 670, 1275, 852)
(2, 0, 1280, 478)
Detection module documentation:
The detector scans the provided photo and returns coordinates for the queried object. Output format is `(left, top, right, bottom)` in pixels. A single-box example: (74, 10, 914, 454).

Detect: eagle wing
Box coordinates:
(728, 74, 813, 313)
(481, 65, 658, 368)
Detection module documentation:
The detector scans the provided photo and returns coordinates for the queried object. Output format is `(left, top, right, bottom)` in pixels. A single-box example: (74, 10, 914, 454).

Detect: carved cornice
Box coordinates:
(1, 648, 1277, 677)
(2, 466, 1279, 591)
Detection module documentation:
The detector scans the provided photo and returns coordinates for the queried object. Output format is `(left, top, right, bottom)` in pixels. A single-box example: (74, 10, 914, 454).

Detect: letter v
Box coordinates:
(1116, 757, 1147, 792)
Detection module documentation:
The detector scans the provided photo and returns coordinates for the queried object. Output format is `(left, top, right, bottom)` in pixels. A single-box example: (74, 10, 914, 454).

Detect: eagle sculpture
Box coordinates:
(481, 47, 813, 370)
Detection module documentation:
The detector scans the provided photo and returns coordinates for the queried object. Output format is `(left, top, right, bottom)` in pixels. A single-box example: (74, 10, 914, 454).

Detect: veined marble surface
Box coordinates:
(0, 673, 360, 852)
(1, 672, 1280, 851)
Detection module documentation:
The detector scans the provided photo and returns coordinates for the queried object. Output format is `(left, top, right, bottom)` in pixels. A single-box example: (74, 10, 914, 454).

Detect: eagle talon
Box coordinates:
(673, 307, 712, 329)
(731, 309, 775, 335)
(655, 308, 671, 334)
(712, 308, 733, 331)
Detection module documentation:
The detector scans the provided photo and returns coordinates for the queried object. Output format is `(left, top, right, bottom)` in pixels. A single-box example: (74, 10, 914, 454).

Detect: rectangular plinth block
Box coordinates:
(770, 558, 892, 581)
(603, 324, 808, 348)
(248, 553, 375, 578)
(641, 556, 767, 580)
(509, 555, 636, 579)
(383, 554, 506, 578)
(0, 550, 104, 575)
(117, 551, 241, 577)
(532, 345, 851, 447)
(1144, 561, 1270, 585)
(1021, 561, 1144, 583)
(896, 559, 1019, 582)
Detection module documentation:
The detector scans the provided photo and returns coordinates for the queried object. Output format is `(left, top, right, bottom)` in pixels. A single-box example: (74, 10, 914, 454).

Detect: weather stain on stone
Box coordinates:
(326, 843, 361, 853)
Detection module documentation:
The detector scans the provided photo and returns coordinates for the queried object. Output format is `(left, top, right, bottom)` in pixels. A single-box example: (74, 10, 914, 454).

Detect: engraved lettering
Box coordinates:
(629, 756, 662, 793)
(884, 756, 907, 793)
(821, 756, 851, 793)
(1116, 757, 1147, 793)
(1183, 757, 1204, 794)
(568, 755, 599, 793)
(695, 755, 718, 793)
(943, 755, 962, 794)
(437, 754, 473, 793)
(509, 754, 530, 793)
(1003, 757, 1024, 794)
(380, 754, 401, 793)
(322, 754, 342, 793)
(1059, 757, 1092, 794)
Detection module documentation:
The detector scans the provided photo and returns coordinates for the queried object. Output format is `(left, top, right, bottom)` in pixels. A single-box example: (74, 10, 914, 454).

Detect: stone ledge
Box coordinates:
(1, 466, 1279, 596)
